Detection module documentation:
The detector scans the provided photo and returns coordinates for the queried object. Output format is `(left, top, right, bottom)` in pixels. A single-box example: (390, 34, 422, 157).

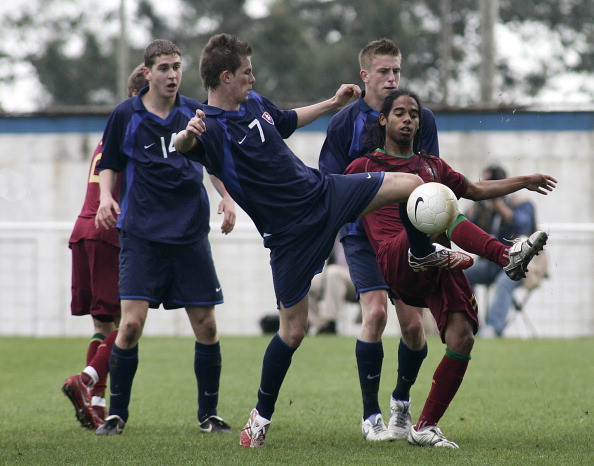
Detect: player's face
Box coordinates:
(228, 56, 255, 104)
(381, 95, 419, 148)
(361, 54, 401, 102)
(146, 54, 182, 100)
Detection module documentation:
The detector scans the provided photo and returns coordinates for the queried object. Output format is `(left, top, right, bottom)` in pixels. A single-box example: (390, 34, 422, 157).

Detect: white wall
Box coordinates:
(0, 127, 593, 337)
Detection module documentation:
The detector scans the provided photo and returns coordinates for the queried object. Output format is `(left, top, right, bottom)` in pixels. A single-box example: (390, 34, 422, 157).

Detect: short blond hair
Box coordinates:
(358, 38, 401, 70)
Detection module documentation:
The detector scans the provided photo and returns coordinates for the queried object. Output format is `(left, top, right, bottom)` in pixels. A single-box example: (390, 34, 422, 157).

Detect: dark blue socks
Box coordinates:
(356, 339, 384, 419)
(256, 333, 297, 420)
(108, 343, 139, 422)
(392, 338, 428, 402)
(195, 341, 222, 423)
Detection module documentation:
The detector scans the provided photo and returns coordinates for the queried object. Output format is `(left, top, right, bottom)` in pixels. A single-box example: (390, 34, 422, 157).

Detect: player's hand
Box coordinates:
(217, 197, 236, 235)
(527, 174, 557, 195)
(185, 109, 207, 136)
(95, 198, 121, 230)
(333, 84, 362, 107)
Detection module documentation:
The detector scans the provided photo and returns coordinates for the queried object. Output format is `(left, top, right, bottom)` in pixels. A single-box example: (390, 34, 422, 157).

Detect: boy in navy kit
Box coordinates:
(174, 33, 472, 448)
(319, 38, 441, 440)
(94, 39, 236, 435)
(345, 89, 555, 447)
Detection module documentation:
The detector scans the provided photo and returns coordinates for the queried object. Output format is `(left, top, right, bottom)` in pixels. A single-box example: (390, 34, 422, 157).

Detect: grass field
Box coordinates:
(1, 335, 592, 465)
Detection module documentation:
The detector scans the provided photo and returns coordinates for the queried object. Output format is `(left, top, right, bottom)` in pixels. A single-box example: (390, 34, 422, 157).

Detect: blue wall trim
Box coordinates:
(0, 111, 592, 134)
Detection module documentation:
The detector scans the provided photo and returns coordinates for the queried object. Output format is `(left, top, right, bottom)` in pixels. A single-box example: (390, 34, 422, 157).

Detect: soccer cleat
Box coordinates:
(408, 425, 459, 448)
(503, 231, 548, 281)
(199, 415, 232, 433)
(388, 398, 412, 439)
(240, 408, 270, 448)
(361, 413, 393, 441)
(62, 374, 104, 430)
(95, 415, 125, 435)
(409, 243, 474, 272)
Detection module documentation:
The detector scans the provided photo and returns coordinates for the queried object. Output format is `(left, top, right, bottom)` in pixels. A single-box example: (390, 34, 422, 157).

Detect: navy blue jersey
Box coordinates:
(98, 88, 210, 244)
(318, 93, 440, 237)
(187, 91, 328, 237)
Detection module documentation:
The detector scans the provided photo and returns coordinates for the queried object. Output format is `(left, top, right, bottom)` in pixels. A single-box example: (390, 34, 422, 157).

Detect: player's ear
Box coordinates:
(378, 113, 387, 126)
(360, 69, 368, 83)
(221, 70, 232, 84)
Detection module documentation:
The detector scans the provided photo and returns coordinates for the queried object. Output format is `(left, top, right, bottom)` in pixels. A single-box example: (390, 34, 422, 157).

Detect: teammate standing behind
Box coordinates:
(318, 38, 440, 440)
(94, 39, 236, 435)
(174, 33, 470, 448)
(346, 89, 555, 447)
(63, 64, 147, 430)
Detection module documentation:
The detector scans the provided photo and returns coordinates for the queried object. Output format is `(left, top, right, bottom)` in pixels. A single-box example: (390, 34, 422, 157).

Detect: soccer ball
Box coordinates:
(406, 182, 458, 234)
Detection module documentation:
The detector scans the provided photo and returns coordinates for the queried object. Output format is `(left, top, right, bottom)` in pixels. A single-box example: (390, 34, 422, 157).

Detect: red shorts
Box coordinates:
(376, 233, 478, 342)
(70, 240, 120, 318)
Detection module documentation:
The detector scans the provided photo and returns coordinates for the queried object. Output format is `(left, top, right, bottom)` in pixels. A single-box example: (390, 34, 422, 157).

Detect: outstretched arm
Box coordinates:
(294, 84, 361, 128)
(209, 175, 236, 235)
(464, 174, 557, 201)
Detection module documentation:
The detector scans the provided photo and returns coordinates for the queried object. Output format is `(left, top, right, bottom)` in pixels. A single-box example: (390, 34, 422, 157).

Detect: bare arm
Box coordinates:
(95, 169, 120, 229)
(209, 175, 236, 234)
(174, 109, 207, 153)
(294, 84, 361, 128)
(464, 174, 557, 201)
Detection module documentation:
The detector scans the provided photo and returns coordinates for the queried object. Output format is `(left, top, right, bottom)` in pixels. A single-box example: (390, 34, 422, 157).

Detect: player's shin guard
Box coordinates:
(107, 344, 138, 423)
(416, 350, 469, 429)
(195, 341, 222, 422)
(255, 333, 296, 420)
(448, 216, 507, 266)
(392, 339, 427, 402)
(356, 339, 384, 419)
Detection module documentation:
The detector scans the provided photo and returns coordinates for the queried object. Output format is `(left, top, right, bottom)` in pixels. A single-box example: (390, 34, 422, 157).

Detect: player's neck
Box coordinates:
(207, 91, 240, 111)
(363, 89, 384, 112)
(141, 90, 176, 119)
(382, 143, 414, 157)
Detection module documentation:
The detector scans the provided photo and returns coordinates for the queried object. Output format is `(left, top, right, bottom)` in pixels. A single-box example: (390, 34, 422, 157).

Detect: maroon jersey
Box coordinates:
(345, 150, 478, 338)
(344, 149, 468, 254)
(69, 141, 121, 247)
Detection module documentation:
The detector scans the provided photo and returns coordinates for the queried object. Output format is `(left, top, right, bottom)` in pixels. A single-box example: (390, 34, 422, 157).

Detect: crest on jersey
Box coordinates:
(262, 112, 274, 125)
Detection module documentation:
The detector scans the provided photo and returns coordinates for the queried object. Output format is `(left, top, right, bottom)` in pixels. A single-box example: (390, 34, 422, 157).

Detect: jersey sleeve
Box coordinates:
(319, 113, 354, 175)
(97, 105, 129, 172)
(253, 92, 298, 139)
(436, 158, 468, 198)
(420, 107, 440, 156)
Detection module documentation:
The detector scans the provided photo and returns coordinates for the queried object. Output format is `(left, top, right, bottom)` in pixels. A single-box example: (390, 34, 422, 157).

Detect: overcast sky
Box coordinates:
(1, 0, 592, 112)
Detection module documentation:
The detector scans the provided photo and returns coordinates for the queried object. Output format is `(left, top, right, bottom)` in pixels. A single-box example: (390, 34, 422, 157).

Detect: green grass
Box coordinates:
(1, 336, 592, 465)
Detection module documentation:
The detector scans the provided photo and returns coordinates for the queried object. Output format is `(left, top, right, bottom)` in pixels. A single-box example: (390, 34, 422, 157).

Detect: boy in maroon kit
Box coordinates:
(345, 89, 556, 447)
(62, 64, 147, 429)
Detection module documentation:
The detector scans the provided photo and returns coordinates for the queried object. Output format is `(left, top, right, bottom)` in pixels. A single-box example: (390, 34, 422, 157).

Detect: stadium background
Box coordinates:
(0, 109, 592, 337)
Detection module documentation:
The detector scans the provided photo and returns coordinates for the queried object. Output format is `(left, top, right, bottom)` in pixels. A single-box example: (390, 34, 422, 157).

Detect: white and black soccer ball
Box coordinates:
(406, 182, 459, 234)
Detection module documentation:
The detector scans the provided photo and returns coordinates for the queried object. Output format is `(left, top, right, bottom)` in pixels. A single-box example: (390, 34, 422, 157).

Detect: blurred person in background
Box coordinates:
(464, 164, 540, 337)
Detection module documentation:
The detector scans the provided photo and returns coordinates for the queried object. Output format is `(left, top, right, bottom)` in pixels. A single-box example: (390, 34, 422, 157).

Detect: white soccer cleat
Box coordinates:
(408, 244, 473, 272)
(361, 413, 393, 441)
(240, 408, 270, 448)
(503, 231, 548, 281)
(408, 425, 459, 448)
(388, 398, 412, 439)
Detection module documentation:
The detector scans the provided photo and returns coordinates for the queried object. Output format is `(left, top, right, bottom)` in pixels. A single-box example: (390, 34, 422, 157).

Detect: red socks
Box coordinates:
(450, 219, 509, 267)
(89, 330, 118, 397)
(416, 354, 469, 429)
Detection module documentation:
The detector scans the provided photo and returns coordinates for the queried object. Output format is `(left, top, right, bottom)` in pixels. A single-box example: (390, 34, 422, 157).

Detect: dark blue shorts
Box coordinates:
(341, 234, 390, 295)
(119, 231, 223, 309)
(264, 172, 384, 308)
